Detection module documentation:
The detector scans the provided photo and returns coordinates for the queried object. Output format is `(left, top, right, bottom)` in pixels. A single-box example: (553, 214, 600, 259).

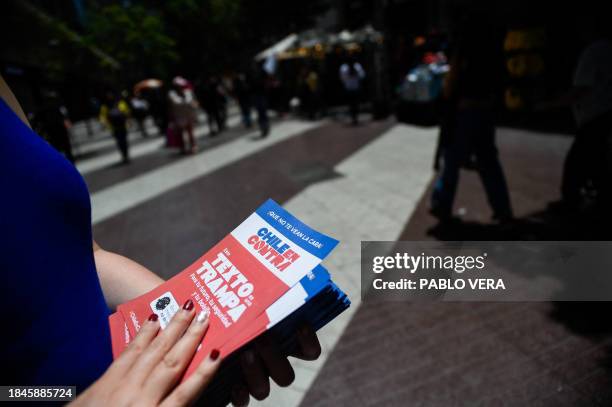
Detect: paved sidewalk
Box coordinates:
(300, 128, 612, 406)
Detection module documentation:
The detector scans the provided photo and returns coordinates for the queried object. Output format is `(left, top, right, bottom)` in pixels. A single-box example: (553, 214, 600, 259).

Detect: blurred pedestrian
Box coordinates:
(305, 66, 321, 119)
(430, 16, 512, 223)
(35, 92, 74, 163)
(561, 36, 612, 212)
(100, 91, 130, 164)
(298, 65, 320, 120)
(339, 58, 365, 125)
(233, 73, 253, 128)
(130, 94, 149, 138)
(168, 76, 198, 153)
(196, 77, 225, 136)
(250, 65, 271, 138)
(144, 87, 169, 136)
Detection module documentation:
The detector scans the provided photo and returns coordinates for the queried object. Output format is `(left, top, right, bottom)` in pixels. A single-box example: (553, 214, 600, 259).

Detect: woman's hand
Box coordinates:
(72, 300, 220, 407)
(230, 324, 322, 406)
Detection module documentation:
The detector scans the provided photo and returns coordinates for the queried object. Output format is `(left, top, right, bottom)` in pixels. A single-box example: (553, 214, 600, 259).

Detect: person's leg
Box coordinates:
(353, 90, 360, 123)
(306, 90, 315, 120)
(240, 99, 252, 127)
(214, 108, 224, 133)
(114, 128, 129, 163)
(186, 123, 196, 153)
(178, 125, 187, 153)
(348, 90, 358, 124)
(431, 112, 467, 219)
(561, 131, 589, 208)
(255, 95, 270, 137)
(599, 126, 612, 222)
(583, 114, 612, 214)
(432, 109, 483, 219)
(138, 118, 147, 137)
(219, 102, 227, 130)
(473, 114, 512, 220)
(431, 141, 461, 219)
(205, 109, 217, 135)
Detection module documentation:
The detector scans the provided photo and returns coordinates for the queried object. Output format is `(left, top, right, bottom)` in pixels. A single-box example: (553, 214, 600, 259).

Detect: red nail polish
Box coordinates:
(148, 313, 158, 322)
(210, 349, 220, 361)
(183, 299, 194, 311)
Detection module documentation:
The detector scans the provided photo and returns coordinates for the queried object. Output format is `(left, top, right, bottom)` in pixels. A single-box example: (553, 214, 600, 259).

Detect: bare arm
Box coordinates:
(93, 241, 164, 309)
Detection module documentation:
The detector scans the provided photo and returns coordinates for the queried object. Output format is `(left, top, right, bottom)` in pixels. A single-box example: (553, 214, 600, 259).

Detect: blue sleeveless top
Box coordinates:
(0, 97, 112, 390)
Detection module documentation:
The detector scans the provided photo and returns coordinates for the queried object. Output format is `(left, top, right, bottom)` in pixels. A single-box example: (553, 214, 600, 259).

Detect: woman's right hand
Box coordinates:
(71, 300, 220, 407)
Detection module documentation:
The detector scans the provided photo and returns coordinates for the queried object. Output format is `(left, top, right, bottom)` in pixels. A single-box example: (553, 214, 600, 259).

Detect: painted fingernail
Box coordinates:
(148, 313, 158, 322)
(183, 299, 194, 311)
(196, 309, 209, 323)
(210, 349, 220, 361)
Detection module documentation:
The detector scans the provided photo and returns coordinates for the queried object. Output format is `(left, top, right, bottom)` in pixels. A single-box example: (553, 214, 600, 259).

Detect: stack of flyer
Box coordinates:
(109, 199, 350, 405)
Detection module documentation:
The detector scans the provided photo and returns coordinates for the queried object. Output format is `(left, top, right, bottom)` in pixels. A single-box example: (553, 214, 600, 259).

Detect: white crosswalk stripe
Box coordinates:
(76, 115, 242, 175)
(91, 120, 324, 224)
(252, 124, 437, 407)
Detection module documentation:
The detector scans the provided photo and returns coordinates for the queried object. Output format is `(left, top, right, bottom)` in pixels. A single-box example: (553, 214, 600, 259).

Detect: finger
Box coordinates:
(104, 314, 160, 379)
(290, 324, 321, 361)
(128, 299, 197, 385)
(240, 349, 270, 400)
(160, 348, 221, 407)
(230, 384, 250, 407)
(255, 334, 294, 387)
(142, 309, 210, 402)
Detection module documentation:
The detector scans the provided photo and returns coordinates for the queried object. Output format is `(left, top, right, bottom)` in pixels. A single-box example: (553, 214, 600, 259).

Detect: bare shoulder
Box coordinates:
(0, 74, 31, 128)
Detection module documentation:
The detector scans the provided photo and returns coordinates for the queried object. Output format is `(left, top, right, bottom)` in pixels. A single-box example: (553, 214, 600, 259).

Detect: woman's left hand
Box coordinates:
(71, 301, 220, 407)
(230, 324, 321, 406)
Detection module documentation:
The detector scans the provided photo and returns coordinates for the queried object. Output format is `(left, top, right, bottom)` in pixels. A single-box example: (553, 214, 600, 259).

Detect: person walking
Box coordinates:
(99, 91, 131, 164)
(430, 16, 512, 223)
(233, 73, 253, 128)
(249, 65, 271, 138)
(196, 77, 225, 136)
(305, 66, 321, 120)
(339, 58, 365, 125)
(168, 77, 198, 153)
(561, 36, 612, 212)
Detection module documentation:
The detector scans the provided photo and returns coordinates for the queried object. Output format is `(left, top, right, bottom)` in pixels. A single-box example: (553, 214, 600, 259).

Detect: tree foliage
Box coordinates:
(85, 4, 178, 83)
(84, 0, 328, 83)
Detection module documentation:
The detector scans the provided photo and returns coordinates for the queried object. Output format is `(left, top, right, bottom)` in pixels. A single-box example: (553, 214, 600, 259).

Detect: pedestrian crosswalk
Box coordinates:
(76, 114, 242, 175)
(90, 119, 324, 224)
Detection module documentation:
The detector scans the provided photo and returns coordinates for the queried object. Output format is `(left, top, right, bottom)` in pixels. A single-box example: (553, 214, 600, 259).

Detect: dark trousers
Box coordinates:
(346, 89, 360, 124)
(562, 112, 612, 208)
(431, 108, 512, 219)
(238, 98, 252, 127)
(253, 95, 269, 136)
(206, 107, 224, 134)
(113, 127, 129, 162)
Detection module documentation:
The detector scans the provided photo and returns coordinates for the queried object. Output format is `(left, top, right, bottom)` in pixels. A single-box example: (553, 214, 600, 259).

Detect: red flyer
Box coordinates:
(113, 199, 338, 379)
(108, 311, 130, 358)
